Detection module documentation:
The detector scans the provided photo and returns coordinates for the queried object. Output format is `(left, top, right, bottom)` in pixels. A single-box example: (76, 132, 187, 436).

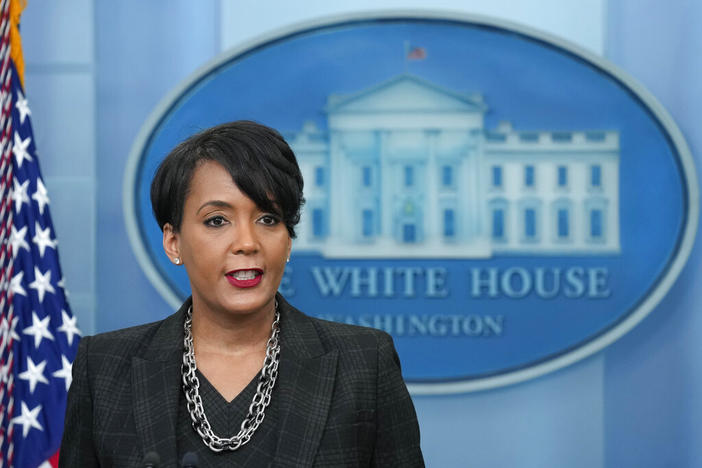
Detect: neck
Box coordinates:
(190, 299, 276, 356)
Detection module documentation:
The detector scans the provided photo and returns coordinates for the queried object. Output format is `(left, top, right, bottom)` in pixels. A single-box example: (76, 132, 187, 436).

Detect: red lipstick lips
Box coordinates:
(226, 268, 263, 288)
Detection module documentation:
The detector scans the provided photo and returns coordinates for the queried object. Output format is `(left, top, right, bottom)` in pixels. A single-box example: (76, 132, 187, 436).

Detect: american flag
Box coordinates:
(406, 45, 427, 61)
(0, 1, 80, 467)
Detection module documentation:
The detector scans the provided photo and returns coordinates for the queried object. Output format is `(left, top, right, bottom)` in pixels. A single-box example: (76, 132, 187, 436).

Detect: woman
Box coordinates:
(60, 121, 424, 467)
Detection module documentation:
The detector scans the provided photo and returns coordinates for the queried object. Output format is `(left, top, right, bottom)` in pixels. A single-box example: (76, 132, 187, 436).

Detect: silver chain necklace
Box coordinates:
(181, 302, 281, 452)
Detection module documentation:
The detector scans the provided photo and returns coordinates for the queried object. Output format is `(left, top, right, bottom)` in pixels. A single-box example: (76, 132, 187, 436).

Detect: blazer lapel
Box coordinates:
(273, 296, 339, 466)
(131, 301, 188, 466)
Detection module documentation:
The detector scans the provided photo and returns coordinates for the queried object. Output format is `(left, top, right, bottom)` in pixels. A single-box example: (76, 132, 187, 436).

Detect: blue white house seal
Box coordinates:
(124, 11, 699, 394)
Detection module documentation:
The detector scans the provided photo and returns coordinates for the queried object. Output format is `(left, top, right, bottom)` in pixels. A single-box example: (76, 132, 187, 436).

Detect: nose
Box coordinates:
(231, 221, 259, 255)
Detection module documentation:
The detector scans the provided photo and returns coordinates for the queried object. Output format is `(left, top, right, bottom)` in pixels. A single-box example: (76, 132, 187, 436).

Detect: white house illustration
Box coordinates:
(288, 74, 620, 258)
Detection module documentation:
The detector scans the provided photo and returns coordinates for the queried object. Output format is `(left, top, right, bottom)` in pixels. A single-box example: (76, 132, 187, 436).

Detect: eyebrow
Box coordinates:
(196, 200, 232, 214)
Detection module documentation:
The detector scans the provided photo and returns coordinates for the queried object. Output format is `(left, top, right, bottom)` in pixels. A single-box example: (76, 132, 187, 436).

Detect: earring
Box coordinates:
(286, 256, 290, 263)
(174, 257, 181, 265)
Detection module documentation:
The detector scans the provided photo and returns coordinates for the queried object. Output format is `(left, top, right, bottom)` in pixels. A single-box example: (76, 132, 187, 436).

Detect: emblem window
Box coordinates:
(524, 165, 535, 188)
(557, 166, 568, 187)
(491, 166, 503, 188)
(557, 208, 569, 238)
(362, 166, 372, 187)
(312, 208, 325, 237)
(590, 209, 603, 239)
(314, 166, 325, 187)
(404, 165, 414, 187)
(362, 209, 374, 237)
(442, 165, 453, 187)
(443, 209, 455, 238)
(590, 165, 602, 188)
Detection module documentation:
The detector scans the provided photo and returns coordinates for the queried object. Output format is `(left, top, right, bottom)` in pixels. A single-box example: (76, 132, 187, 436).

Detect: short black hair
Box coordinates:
(150, 120, 305, 238)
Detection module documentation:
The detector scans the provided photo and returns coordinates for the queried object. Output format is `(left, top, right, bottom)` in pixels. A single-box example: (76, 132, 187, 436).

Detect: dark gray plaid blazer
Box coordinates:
(59, 295, 424, 467)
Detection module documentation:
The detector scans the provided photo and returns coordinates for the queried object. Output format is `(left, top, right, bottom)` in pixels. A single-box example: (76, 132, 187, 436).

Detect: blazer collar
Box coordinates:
(131, 298, 189, 466)
(130, 296, 338, 465)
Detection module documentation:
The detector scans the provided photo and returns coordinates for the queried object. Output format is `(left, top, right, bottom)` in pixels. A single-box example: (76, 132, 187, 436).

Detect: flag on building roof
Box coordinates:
(0, 1, 80, 467)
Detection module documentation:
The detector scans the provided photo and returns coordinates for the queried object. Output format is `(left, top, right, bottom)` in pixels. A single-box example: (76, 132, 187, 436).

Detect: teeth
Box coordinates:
(231, 270, 258, 280)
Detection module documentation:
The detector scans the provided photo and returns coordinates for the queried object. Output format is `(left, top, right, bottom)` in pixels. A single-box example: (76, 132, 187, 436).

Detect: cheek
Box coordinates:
(182, 242, 219, 273)
(270, 238, 291, 271)
(272, 249, 288, 271)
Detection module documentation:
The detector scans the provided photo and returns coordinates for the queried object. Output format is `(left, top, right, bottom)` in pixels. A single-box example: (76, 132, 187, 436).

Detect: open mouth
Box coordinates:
(226, 269, 263, 288)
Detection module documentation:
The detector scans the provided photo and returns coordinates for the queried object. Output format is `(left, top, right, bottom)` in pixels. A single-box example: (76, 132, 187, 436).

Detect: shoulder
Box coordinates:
(307, 314, 395, 354)
(279, 295, 399, 370)
(81, 319, 162, 356)
(280, 295, 392, 349)
(309, 316, 402, 373)
(76, 306, 183, 373)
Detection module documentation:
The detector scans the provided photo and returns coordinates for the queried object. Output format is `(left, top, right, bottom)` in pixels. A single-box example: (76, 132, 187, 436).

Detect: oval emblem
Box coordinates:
(124, 12, 698, 393)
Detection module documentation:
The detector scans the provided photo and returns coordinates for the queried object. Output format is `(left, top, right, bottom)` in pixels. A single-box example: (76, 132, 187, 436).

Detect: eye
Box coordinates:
(205, 215, 228, 227)
(258, 214, 280, 226)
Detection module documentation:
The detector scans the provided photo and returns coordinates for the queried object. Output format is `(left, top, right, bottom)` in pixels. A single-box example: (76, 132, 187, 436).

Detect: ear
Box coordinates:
(287, 237, 292, 261)
(163, 223, 180, 263)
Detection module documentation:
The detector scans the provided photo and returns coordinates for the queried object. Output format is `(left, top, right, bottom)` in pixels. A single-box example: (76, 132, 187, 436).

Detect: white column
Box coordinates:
(328, 131, 344, 240)
(379, 130, 391, 241)
(471, 132, 484, 242)
(426, 130, 439, 241)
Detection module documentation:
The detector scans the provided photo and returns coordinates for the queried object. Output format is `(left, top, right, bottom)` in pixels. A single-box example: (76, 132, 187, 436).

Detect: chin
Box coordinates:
(224, 294, 274, 315)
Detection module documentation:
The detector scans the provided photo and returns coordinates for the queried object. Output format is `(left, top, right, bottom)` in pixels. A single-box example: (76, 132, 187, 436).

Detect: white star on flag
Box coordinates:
(52, 355, 73, 392)
(12, 131, 32, 168)
(0, 314, 20, 345)
(0, 316, 11, 340)
(9, 225, 29, 258)
(32, 222, 56, 258)
(10, 270, 26, 296)
(57, 309, 81, 346)
(11, 178, 29, 214)
(18, 357, 49, 394)
(10, 402, 43, 438)
(9, 315, 19, 342)
(28, 266, 55, 303)
(22, 311, 54, 348)
(15, 89, 30, 124)
(0, 360, 11, 384)
(31, 178, 50, 215)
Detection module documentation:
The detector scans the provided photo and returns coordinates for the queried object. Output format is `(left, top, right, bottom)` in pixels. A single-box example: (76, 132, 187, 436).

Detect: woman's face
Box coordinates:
(163, 160, 291, 319)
